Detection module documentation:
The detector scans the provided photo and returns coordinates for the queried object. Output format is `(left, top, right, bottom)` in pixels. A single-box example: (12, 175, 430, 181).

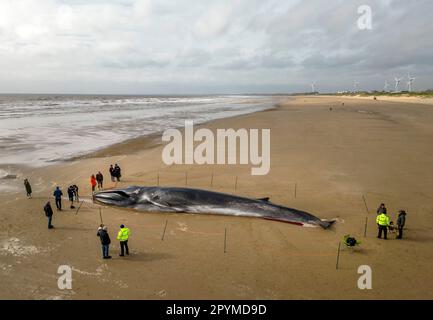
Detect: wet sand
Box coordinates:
(1, 96, 433, 299)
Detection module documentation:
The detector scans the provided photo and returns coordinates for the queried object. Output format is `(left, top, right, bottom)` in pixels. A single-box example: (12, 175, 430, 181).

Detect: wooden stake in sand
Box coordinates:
(294, 182, 297, 198)
(157, 172, 160, 186)
(99, 207, 103, 225)
(210, 172, 214, 188)
(364, 216, 368, 237)
(185, 172, 188, 186)
(336, 242, 341, 270)
(234, 176, 238, 192)
(362, 194, 369, 214)
(161, 220, 168, 241)
(224, 227, 227, 254)
(75, 200, 84, 215)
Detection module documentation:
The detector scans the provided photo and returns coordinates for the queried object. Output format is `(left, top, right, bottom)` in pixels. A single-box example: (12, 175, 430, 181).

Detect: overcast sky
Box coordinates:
(0, 0, 432, 94)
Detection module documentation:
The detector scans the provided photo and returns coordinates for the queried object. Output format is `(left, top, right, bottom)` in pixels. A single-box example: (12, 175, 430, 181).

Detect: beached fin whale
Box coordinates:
(94, 186, 335, 229)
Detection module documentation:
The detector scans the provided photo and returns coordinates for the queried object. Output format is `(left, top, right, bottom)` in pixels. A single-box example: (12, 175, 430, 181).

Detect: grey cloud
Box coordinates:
(0, 0, 432, 93)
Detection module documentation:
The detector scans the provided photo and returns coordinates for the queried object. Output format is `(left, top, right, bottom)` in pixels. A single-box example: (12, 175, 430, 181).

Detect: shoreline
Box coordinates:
(73, 101, 282, 161)
(23, 92, 433, 169)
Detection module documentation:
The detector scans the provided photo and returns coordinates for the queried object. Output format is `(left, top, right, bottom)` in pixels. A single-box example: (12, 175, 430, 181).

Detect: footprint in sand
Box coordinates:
(0, 237, 41, 257)
(176, 222, 188, 232)
(0, 262, 13, 274)
(233, 284, 252, 297)
(156, 290, 167, 297)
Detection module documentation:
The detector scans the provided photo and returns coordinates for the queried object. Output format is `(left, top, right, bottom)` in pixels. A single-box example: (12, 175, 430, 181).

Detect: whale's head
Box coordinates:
(94, 186, 177, 212)
(94, 186, 147, 208)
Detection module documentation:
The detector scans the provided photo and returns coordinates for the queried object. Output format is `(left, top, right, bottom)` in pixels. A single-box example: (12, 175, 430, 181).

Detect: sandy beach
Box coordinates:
(1, 95, 433, 300)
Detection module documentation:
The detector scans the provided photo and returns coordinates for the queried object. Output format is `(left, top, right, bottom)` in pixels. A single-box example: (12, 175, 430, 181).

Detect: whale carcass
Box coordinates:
(94, 186, 335, 229)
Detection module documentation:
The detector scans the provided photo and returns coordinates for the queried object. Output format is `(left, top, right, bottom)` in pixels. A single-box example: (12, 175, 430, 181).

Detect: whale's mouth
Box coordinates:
(94, 190, 132, 206)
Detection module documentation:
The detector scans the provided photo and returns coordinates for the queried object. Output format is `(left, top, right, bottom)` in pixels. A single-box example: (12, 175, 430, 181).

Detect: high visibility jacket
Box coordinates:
(376, 213, 390, 226)
(117, 228, 130, 241)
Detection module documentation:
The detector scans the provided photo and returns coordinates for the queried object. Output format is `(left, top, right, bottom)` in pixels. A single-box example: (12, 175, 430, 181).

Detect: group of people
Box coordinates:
(96, 224, 131, 259)
(376, 203, 407, 240)
(109, 164, 122, 182)
(52, 185, 79, 211)
(90, 171, 104, 192)
(67, 185, 79, 209)
(90, 164, 122, 192)
(23, 166, 132, 259)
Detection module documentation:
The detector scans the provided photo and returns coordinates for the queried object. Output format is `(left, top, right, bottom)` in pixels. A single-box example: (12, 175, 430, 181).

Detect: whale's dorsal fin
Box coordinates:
(257, 197, 270, 202)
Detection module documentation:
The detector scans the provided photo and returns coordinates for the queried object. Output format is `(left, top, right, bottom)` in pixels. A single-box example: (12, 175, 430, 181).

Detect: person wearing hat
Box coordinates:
(396, 210, 407, 239)
(117, 224, 130, 256)
(377, 203, 387, 215)
(97, 225, 112, 259)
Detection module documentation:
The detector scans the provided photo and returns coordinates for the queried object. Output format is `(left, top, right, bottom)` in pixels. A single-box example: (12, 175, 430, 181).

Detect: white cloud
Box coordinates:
(0, 0, 432, 93)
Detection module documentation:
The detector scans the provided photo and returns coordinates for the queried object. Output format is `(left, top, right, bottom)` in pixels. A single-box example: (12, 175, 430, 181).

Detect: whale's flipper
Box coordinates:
(148, 196, 187, 213)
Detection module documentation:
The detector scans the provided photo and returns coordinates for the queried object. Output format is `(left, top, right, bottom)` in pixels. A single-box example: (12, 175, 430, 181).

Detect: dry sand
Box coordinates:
(339, 94, 433, 106)
(1, 96, 433, 300)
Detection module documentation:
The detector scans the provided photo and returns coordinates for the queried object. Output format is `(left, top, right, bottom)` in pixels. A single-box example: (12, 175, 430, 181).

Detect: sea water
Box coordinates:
(0, 94, 278, 191)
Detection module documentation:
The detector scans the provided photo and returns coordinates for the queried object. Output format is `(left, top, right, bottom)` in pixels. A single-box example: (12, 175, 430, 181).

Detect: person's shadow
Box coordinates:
(120, 251, 175, 263)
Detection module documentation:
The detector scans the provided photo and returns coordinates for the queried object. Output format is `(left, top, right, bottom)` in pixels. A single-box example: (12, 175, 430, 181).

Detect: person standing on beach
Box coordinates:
(377, 203, 387, 215)
(44, 201, 54, 229)
(90, 174, 97, 193)
(67, 186, 76, 209)
(109, 165, 115, 182)
(72, 185, 79, 201)
(396, 210, 407, 239)
(117, 224, 130, 256)
(24, 178, 32, 198)
(376, 211, 390, 239)
(53, 186, 63, 211)
(97, 225, 112, 259)
(96, 171, 104, 190)
(114, 164, 121, 182)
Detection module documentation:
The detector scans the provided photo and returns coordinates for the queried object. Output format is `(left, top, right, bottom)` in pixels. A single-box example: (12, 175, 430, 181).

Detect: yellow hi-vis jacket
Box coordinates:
(117, 227, 130, 241)
(376, 213, 390, 226)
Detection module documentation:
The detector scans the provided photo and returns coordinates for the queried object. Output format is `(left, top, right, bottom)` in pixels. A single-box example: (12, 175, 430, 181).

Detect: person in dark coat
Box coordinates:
(377, 203, 387, 215)
(24, 179, 32, 198)
(109, 165, 115, 182)
(44, 201, 54, 229)
(97, 225, 112, 259)
(114, 164, 121, 182)
(96, 171, 104, 190)
(53, 187, 63, 211)
(396, 210, 407, 239)
(72, 185, 79, 201)
(67, 186, 76, 209)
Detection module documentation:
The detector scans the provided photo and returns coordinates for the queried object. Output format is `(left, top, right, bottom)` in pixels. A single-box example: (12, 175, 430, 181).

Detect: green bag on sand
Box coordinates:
(343, 235, 361, 247)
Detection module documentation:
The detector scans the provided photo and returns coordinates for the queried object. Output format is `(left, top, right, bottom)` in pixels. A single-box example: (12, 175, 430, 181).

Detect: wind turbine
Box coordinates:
(407, 74, 415, 92)
(384, 80, 390, 92)
(394, 76, 403, 93)
(353, 80, 360, 93)
(311, 82, 316, 93)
